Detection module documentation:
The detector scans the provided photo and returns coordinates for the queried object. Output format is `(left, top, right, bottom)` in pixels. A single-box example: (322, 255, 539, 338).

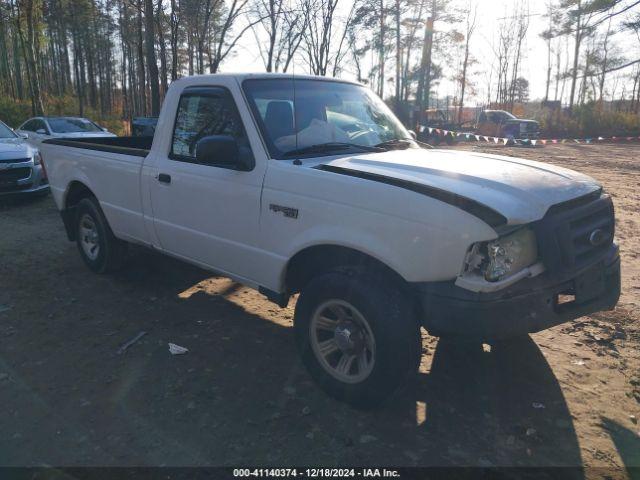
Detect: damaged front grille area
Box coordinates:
(535, 191, 615, 272)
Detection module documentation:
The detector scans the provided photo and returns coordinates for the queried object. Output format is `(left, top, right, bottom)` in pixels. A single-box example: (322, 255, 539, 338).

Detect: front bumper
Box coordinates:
(0, 163, 49, 198)
(414, 244, 620, 340)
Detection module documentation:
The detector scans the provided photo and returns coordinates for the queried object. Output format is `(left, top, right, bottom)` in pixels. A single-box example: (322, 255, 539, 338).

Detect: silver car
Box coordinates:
(0, 120, 49, 198)
(16, 116, 116, 147)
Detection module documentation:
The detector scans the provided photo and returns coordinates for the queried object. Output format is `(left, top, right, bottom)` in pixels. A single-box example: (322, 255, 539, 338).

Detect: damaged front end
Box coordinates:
(413, 191, 621, 340)
(456, 226, 545, 293)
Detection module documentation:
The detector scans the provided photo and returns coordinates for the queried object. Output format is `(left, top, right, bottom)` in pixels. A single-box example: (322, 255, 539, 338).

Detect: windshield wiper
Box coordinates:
(282, 142, 383, 158)
(374, 138, 414, 150)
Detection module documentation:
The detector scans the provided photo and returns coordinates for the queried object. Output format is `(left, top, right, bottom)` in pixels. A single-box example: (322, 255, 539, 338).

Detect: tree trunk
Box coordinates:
(16, 0, 45, 115)
(416, 15, 434, 122)
(170, 0, 179, 80)
(568, 0, 582, 112)
(156, 1, 169, 97)
(458, 37, 470, 123)
(394, 0, 401, 110)
(145, 0, 160, 115)
(136, 2, 147, 116)
(378, 0, 385, 97)
(13, 25, 24, 99)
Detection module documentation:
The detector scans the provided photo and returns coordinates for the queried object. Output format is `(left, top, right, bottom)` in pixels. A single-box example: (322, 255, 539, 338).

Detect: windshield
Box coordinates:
(0, 121, 17, 139)
(243, 78, 413, 159)
(48, 117, 102, 134)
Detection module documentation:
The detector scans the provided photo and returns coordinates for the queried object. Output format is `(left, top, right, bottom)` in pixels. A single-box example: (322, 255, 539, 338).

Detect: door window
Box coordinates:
(170, 88, 251, 166)
(32, 119, 49, 134)
(21, 119, 38, 132)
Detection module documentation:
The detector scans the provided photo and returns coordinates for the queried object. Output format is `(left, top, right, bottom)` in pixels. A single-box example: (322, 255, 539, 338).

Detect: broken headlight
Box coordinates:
(465, 227, 538, 282)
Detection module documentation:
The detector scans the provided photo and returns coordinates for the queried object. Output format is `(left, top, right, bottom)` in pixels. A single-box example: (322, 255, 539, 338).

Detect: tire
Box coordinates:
(294, 271, 421, 408)
(75, 197, 127, 273)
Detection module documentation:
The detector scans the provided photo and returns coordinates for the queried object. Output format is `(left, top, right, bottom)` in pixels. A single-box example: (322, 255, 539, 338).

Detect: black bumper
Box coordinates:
(414, 245, 621, 340)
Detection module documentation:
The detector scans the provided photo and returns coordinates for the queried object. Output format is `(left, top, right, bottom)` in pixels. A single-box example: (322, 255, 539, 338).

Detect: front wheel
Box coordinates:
(294, 271, 421, 408)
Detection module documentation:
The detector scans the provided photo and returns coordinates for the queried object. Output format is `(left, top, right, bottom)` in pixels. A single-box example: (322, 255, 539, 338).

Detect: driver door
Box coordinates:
(147, 86, 266, 284)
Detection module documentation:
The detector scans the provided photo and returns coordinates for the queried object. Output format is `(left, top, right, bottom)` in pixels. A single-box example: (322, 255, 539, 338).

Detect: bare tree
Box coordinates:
(596, 17, 615, 101)
(507, 2, 529, 109)
(13, 0, 45, 114)
(250, 0, 307, 72)
(144, 0, 160, 114)
(276, 6, 307, 72)
(457, 0, 476, 122)
(541, 0, 560, 101)
(302, 0, 353, 76)
(208, 0, 267, 73)
(169, 0, 180, 79)
(251, 0, 284, 72)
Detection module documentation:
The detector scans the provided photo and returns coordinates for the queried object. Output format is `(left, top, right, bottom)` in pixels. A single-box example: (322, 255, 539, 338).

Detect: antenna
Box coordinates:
(292, 55, 298, 158)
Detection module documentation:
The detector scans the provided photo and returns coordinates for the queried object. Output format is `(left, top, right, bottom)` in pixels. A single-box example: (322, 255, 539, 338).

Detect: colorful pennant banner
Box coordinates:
(418, 126, 640, 147)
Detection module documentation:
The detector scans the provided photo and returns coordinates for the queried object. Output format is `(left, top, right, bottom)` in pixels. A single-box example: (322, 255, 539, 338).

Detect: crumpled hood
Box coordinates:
(0, 138, 35, 161)
(320, 148, 601, 225)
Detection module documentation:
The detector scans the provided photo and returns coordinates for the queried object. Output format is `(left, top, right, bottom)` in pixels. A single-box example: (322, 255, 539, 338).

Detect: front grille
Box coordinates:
(567, 201, 614, 266)
(0, 167, 31, 182)
(535, 192, 615, 271)
(0, 157, 30, 164)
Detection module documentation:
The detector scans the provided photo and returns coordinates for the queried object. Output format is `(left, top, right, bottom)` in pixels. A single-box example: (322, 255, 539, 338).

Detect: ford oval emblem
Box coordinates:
(589, 228, 609, 247)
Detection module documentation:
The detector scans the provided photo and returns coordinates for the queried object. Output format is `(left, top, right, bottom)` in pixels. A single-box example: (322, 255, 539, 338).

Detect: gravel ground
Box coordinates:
(0, 143, 638, 471)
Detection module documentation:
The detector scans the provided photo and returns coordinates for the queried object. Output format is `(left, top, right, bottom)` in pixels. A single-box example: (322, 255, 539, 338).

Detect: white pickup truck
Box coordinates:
(42, 74, 620, 407)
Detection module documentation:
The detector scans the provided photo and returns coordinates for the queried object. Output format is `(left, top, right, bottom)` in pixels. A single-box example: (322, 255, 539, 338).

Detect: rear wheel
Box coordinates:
(294, 271, 421, 408)
(75, 197, 127, 273)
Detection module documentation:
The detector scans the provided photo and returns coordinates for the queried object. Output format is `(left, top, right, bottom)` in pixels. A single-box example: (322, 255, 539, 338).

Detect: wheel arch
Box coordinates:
(60, 180, 97, 241)
(284, 244, 409, 296)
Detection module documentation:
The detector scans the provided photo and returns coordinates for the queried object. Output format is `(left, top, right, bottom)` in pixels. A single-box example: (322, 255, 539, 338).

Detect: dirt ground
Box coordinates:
(0, 143, 639, 472)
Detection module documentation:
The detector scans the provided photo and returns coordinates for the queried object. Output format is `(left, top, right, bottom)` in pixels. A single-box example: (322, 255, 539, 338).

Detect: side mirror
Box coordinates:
(408, 130, 417, 140)
(18, 132, 29, 139)
(101, 127, 109, 132)
(195, 135, 253, 171)
(36, 129, 47, 135)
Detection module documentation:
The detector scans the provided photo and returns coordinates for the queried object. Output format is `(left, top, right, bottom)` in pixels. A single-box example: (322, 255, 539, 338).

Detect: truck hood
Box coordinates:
(0, 138, 35, 160)
(320, 148, 600, 225)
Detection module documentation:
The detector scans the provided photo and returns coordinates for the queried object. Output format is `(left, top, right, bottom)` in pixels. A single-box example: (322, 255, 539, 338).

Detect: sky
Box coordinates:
(226, 0, 640, 104)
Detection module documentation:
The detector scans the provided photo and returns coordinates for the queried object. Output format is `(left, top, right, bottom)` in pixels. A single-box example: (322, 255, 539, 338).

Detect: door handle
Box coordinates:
(157, 173, 171, 184)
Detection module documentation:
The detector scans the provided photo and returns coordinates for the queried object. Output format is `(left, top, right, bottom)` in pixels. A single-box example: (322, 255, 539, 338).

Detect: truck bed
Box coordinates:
(43, 136, 153, 157)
